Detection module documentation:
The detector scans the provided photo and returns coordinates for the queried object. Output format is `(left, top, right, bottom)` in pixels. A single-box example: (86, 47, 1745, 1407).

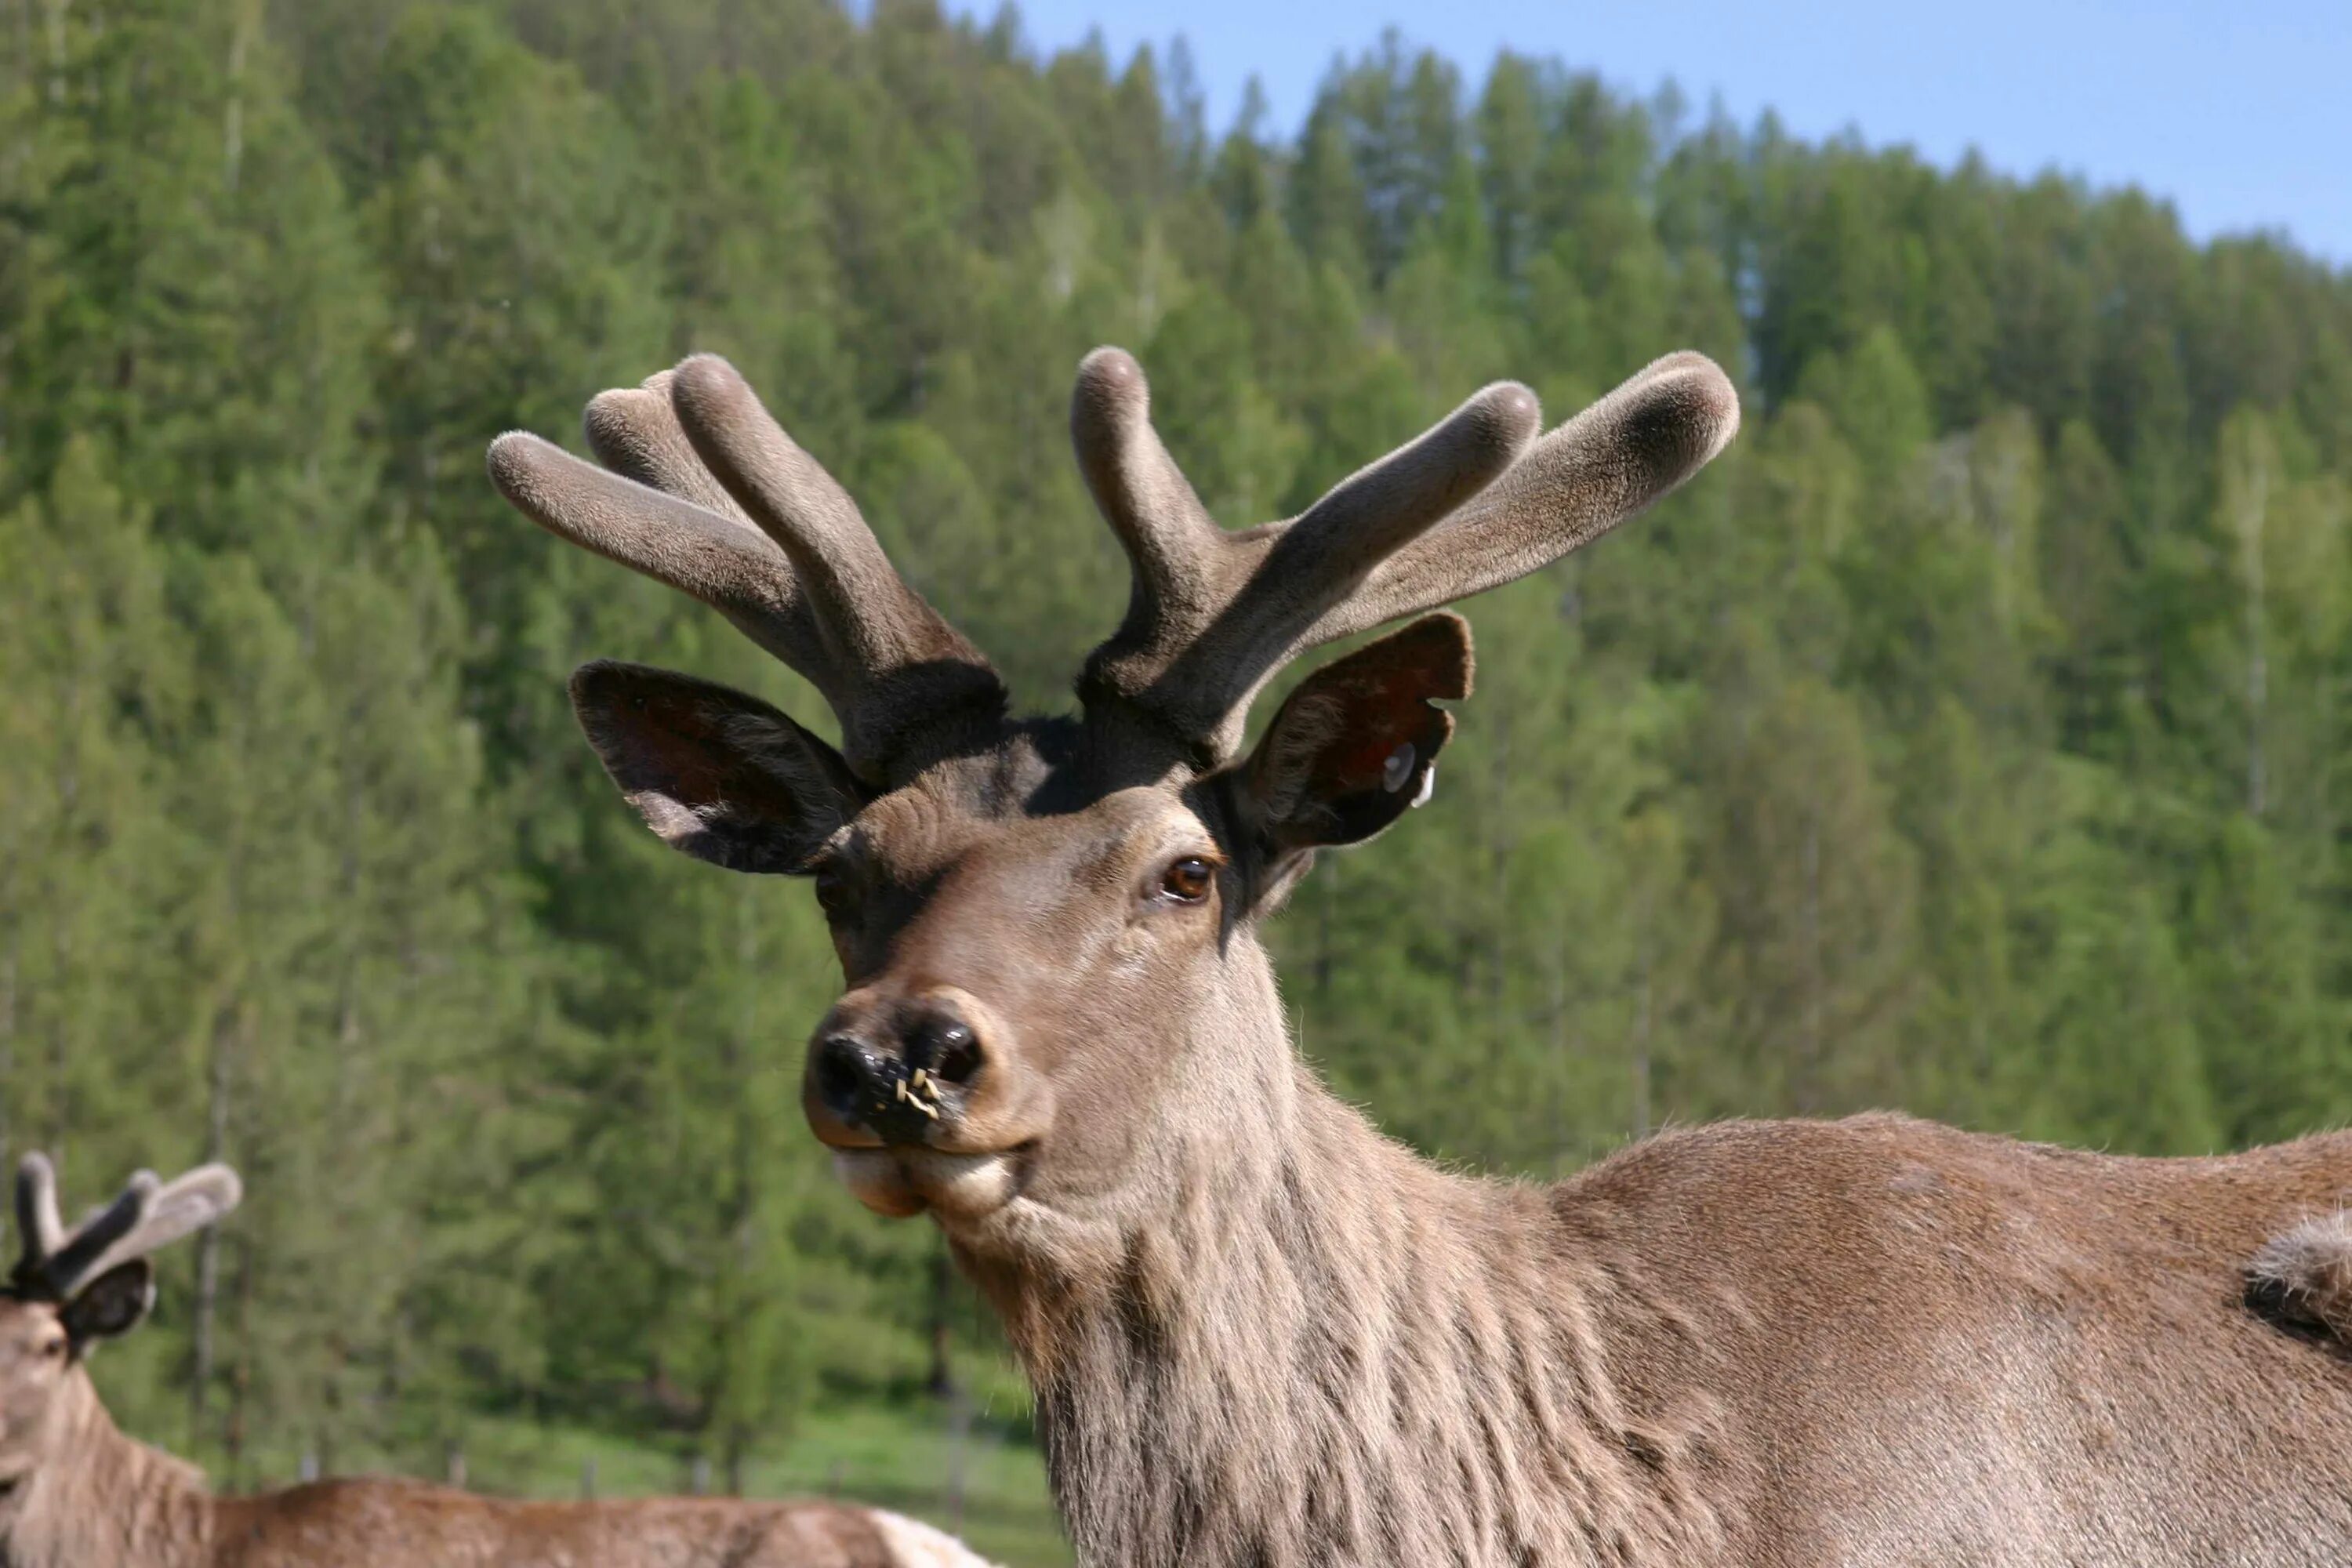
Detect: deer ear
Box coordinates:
(1240, 613, 1471, 856)
(61, 1261, 154, 1349)
(569, 661, 866, 874)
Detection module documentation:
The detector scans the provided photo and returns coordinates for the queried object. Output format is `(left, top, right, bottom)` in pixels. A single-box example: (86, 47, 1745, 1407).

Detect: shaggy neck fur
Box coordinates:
(956, 946, 1722, 1568)
(1, 1371, 211, 1568)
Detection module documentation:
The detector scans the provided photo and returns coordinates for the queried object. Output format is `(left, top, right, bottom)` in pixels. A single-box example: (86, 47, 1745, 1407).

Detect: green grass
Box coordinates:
(766, 1403, 1069, 1567)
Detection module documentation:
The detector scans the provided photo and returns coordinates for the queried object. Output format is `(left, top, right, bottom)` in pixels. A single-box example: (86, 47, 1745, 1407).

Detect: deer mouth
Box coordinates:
(829, 1144, 1030, 1221)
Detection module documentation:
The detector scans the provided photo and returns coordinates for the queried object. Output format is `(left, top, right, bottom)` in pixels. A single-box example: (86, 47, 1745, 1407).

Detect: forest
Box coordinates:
(5, 0, 2351, 1560)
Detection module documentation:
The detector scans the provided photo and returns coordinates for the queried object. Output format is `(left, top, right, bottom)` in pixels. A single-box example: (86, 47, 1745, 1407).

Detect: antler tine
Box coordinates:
(13, 1153, 66, 1283)
(582, 369, 757, 522)
(1162, 379, 1544, 741)
(1308, 351, 1740, 648)
(71, 1164, 242, 1293)
(666, 357, 1006, 768)
(1076, 348, 1543, 757)
(486, 426, 832, 685)
(1070, 347, 1231, 637)
(1077, 349, 1738, 760)
(8, 1158, 242, 1304)
(11, 1164, 156, 1301)
(488, 359, 1007, 782)
(1281, 382, 1544, 564)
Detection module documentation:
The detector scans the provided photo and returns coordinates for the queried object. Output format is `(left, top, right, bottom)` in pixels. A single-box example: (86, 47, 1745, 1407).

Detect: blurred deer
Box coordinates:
(491, 347, 2352, 1566)
(0, 1153, 995, 1568)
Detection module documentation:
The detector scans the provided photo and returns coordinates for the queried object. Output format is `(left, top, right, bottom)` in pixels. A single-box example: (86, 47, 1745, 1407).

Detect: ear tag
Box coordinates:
(1410, 765, 1437, 808)
(1381, 743, 1416, 793)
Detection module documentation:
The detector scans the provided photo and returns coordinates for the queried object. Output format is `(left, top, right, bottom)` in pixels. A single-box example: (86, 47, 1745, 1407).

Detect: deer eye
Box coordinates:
(812, 861, 853, 918)
(1158, 856, 1215, 904)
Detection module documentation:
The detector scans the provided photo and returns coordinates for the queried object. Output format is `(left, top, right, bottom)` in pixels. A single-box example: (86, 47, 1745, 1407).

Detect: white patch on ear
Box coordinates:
(630, 791, 708, 848)
(1381, 743, 1416, 793)
(1410, 764, 1437, 808)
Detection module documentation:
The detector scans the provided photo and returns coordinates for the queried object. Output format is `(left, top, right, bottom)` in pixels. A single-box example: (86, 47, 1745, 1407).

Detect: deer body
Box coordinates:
(1, 1390, 952, 1568)
(989, 1077, 2352, 1566)
(489, 343, 2352, 1565)
(204, 1486, 971, 1568)
(0, 1156, 994, 1568)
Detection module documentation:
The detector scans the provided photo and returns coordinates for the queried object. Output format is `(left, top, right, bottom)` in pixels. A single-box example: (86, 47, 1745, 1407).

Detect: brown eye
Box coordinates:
(40, 1338, 64, 1359)
(812, 862, 851, 918)
(1159, 856, 1214, 904)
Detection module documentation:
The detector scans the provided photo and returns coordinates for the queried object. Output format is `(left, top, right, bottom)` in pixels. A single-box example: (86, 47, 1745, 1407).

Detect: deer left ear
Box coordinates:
(1238, 613, 1470, 859)
(61, 1261, 155, 1350)
(568, 661, 867, 874)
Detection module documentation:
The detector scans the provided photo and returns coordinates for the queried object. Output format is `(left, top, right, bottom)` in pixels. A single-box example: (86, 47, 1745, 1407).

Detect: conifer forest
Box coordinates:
(5, 2, 2351, 1559)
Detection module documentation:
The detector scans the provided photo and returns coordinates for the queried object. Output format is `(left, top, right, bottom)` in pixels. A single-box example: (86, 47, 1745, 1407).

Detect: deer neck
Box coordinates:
(1, 1372, 212, 1568)
(956, 944, 1715, 1568)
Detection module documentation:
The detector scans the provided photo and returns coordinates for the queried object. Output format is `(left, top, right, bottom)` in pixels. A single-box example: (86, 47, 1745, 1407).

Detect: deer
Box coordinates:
(485, 343, 2352, 1568)
(0, 1152, 996, 1568)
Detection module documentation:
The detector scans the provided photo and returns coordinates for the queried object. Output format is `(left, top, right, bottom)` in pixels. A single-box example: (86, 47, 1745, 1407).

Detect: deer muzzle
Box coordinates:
(803, 985, 1051, 1220)
(806, 990, 981, 1136)
(807, 982, 1043, 1131)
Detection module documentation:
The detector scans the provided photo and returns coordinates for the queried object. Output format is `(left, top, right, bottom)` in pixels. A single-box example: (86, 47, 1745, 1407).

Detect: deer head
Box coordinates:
(0, 1155, 240, 1485)
(488, 349, 1736, 1281)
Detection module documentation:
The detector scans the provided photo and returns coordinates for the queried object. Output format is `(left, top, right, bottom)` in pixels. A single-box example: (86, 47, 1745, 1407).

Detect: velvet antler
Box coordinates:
(10, 1153, 241, 1305)
(1073, 349, 1740, 759)
(488, 358, 1007, 782)
(491, 347, 1737, 786)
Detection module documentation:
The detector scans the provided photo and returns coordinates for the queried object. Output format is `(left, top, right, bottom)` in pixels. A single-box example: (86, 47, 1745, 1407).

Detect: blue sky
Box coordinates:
(943, 0, 2351, 266)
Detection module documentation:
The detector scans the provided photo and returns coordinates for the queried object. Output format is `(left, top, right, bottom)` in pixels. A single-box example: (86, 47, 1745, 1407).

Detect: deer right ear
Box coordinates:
(1236, 613, 1471, 866)
(569, 661, 866, 874)
(60, 1261, 155, 1350)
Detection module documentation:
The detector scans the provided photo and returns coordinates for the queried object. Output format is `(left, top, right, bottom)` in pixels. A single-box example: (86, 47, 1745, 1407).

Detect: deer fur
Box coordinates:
(2249, 1210, 2352, 1345)
(0, 1396, 976, 1568)
(490, 346, 2352, 1566)
(0, 1156, 996, 1568)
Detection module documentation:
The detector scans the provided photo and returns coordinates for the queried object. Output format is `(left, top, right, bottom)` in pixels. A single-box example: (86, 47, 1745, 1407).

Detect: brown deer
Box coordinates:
(488, 347, 2352, 1567)
(0, 1152, 996, 1568)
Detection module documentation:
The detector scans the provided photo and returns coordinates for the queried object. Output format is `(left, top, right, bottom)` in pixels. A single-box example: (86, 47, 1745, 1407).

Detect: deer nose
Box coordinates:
(814, 1033, 897, 1123)
(811, 1000, 988, 1144)
(906, 1007, 984, 1087)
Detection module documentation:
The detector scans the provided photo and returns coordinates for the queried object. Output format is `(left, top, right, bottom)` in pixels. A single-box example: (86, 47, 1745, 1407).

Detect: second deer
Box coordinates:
(0, 1153, 996, 1568)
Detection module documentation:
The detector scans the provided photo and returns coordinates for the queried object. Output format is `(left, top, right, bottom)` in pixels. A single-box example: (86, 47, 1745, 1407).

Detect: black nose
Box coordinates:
(906, 1007, 983, 1086)
(815, 1002, 984, 1143)
(815, 1033, 895, 1123)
